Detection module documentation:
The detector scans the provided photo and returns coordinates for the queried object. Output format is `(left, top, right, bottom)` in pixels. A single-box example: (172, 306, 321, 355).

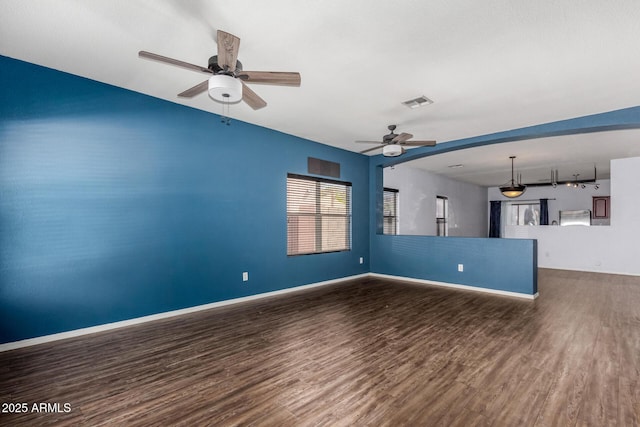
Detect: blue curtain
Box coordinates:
(489, 201, 501, 238)
(540, 198, 549, 225)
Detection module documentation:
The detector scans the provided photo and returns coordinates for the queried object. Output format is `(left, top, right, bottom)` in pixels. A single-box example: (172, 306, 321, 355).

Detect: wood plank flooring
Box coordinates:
(1, 269, 639, 426)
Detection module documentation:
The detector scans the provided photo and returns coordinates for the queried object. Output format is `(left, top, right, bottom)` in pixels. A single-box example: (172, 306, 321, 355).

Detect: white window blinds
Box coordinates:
(287, 174, 352, 255)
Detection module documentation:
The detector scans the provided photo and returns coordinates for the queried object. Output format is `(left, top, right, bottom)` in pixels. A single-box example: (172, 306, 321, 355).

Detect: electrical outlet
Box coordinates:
(242, 272, 249, 282)
(458, 264, 464, 272)
(359, 257, 364, 264)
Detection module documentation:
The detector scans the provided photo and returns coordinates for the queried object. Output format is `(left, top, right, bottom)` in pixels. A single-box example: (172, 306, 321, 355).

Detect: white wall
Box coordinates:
(494, 157, 640, 275)
(488, 179, 611, 225)
(384, 165, 487, 237)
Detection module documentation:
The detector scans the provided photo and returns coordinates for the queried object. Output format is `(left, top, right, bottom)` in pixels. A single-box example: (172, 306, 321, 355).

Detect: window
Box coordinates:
(436, 196, 448, 236)
(287, 174, 352, 255)
(507, 203, 540, 225)
(383, 188, 399, 235)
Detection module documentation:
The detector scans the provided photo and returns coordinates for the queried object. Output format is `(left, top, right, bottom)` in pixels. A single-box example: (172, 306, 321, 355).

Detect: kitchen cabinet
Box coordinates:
(592, 196, 610, 219)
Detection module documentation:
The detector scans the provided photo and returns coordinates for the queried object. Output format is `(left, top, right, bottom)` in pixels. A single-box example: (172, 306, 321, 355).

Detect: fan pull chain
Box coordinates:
(220, 99, 231, 126)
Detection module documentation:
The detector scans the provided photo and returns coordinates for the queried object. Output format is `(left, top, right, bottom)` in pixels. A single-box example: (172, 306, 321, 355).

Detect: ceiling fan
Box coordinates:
(356, 125, 436, 157)
(139, 30, 301, 110)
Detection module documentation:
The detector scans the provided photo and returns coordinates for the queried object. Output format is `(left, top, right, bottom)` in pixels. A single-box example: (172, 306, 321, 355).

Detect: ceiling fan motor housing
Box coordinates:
(208, 55, 243, 74)
(383, 125, 398, 142)
(383, 133, 398, 143)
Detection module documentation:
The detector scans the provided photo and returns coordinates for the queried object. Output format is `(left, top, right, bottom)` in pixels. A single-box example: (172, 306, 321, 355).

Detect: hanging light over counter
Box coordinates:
(500, 156, 527, 198)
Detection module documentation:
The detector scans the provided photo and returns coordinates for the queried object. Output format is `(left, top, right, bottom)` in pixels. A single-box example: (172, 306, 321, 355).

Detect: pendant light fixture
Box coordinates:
(500, 156, 526, 198)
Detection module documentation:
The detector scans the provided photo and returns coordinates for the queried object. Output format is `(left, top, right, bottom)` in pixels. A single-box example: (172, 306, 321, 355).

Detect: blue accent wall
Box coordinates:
(0, 56, 370, 343)
(371, 235, 537, 294)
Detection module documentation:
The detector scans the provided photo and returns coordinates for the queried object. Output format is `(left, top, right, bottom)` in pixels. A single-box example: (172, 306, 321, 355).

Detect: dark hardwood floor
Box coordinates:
(1, 269, 639, 426)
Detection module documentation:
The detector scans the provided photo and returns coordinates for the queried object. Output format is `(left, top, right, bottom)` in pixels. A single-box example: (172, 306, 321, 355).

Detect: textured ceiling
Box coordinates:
(2, 0, 640, 186)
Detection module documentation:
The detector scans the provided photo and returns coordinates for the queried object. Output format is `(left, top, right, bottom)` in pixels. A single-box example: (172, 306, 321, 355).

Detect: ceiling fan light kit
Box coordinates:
(208, 75, 242, 103)
(383, 144, 404, 157)
(500, 156, 527, 198)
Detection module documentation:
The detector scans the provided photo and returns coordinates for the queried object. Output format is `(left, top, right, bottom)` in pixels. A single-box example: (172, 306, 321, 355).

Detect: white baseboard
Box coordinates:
(539, 266, 640, 277)
(0, 273, 368, 353)
(0, 272, 538, 352)
(369, 273, 539, 300)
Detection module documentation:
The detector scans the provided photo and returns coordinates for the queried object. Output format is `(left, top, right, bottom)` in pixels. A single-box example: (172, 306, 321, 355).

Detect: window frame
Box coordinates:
(286, 173, 352, 256)
(383, 187, 399, 235)
(436, 195, 448, 236)
(507, 202, 540, 226)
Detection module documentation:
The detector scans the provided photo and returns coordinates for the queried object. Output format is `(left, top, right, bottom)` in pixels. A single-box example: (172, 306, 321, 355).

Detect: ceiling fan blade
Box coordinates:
(217, 30, 241, 72)
(241, 81, 267, 110)
(178, 80, 209, 98)
(239, 71, 301, 86)
(359, 146, 383, 154)
(392, 132, 413, 143)
(139, 51, 212, 74)
(400, 140, 437, 146)
(355, 140, 384, 144)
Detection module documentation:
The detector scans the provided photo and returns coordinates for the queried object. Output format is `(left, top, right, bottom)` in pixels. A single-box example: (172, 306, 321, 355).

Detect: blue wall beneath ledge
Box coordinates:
(371, 235, 538, 295)
(0, 56, 370, 343)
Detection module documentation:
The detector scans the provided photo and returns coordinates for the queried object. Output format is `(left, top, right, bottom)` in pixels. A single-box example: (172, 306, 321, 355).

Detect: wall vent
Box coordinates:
(308, 157, 340, 178)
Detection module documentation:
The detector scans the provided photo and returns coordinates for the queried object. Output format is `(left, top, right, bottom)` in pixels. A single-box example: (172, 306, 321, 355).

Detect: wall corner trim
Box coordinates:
(369, 273, 539, 300)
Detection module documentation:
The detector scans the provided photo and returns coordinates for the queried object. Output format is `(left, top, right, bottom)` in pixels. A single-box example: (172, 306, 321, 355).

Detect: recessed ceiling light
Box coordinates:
(448, 164, 464, 169)
(402, 95, 434, 109)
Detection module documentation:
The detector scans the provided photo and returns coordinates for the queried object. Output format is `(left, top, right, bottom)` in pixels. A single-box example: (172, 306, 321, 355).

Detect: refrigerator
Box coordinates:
(559, 209, 591, 226)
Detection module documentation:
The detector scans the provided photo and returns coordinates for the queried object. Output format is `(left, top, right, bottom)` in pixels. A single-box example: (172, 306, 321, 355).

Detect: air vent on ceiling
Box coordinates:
(402, 95, 434, 109)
